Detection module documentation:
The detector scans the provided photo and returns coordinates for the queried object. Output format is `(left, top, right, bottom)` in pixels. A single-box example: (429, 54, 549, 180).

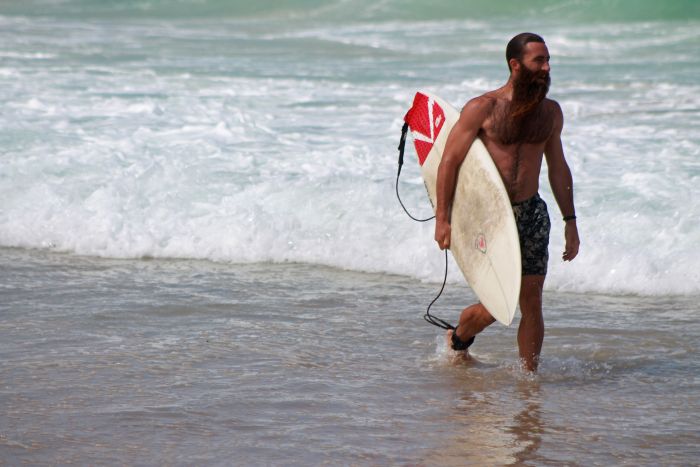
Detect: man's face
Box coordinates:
(517, 42, 551, 85)
(511, 42, 551, 106)
(497, 40, 555, 142)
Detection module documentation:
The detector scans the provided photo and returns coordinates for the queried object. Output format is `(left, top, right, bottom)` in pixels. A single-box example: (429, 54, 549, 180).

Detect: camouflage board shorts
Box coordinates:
(512, 194, 551, 276)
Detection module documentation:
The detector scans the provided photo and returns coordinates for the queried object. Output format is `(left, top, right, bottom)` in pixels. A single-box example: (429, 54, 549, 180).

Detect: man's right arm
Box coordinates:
(434, 97, 490, 249)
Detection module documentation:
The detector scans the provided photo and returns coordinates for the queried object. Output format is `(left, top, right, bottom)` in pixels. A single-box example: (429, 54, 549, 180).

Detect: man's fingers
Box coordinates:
(562, 247, 578, 261)
(435, 224, 451, 250)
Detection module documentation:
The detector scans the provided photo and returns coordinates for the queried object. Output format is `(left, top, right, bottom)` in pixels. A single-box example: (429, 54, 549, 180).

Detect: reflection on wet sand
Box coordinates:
(420, 364, 548, 466)
(507, 379, 544, 466)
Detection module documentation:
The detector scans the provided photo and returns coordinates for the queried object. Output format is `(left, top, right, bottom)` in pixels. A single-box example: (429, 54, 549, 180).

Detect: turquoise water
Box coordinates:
(2, 0, 699, 21)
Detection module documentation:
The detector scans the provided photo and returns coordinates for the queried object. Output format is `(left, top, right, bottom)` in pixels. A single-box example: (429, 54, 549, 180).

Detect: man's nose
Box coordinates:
(542, 62, 551, 72)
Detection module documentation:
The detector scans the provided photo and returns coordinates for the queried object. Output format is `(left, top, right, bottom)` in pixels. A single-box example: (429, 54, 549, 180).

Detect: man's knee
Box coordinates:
(520, 275, 545, 316)
(521, 291, 542, 310)
(521, 274, 545, 291)
(520, 275, 544, 297)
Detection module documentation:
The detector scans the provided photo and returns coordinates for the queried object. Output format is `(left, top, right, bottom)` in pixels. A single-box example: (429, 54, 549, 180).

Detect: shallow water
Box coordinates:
(1, 247, 698, 465)
(2, 5, 699, 462)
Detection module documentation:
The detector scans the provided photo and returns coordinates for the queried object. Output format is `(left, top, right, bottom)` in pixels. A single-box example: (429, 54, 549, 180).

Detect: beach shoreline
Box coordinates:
(2, 247, 698, 465)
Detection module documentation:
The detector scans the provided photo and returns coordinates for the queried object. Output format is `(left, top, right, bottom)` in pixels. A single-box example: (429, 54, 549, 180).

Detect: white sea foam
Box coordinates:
(0, 14, 698, 296)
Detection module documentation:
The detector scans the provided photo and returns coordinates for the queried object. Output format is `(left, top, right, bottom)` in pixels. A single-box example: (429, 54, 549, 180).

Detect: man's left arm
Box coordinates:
(544, 101, 580, 262)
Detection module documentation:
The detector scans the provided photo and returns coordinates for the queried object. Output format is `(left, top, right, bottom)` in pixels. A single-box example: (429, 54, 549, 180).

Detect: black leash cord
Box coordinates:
(396, 122, 454, 331)
(395, 169, 434, 223)
(395, 122, 434, 223)
(423, 249, 454, 331)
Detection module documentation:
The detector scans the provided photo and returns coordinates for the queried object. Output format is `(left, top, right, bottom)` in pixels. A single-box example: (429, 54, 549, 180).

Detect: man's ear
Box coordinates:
(509, 58, 520, 72)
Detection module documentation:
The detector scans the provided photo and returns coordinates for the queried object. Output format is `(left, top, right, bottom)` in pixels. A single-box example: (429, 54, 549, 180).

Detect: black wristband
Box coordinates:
(563, 215, 577, 222)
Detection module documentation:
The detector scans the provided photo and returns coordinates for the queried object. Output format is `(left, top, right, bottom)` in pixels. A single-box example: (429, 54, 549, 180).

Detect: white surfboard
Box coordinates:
(404, 91, 521, 325)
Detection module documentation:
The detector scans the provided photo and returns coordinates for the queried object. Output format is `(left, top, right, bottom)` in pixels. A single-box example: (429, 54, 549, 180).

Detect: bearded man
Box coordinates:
(434, 33, 580, 372)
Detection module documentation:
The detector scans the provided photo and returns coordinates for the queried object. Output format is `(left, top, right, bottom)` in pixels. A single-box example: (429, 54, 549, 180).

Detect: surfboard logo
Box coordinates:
(403, 92, 446, 166)
(475, 234, 487, 253)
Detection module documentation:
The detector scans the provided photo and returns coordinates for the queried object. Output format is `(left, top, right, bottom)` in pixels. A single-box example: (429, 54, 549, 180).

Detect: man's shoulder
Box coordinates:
(462, 93, 498, 115)
(468, 90, 500, 105)
(541, 98, 564, 132)
(542, 98, 564, 125)
(543, 97, 562, 112)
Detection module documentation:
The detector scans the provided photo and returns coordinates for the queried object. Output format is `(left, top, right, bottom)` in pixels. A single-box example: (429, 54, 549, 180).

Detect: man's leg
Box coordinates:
(446, 303, 496, 350)
(518, 275, 545, 372)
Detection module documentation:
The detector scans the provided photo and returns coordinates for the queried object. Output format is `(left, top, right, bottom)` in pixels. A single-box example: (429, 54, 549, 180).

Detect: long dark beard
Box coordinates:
(494, 65, 553, 145)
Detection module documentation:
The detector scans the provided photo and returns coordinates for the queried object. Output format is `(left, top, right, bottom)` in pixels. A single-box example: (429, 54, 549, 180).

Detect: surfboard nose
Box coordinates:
(404, 92, 446, 166)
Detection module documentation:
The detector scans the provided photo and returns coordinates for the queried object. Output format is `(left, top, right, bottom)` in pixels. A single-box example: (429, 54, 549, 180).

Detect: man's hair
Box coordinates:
(506, 32, 545, 71)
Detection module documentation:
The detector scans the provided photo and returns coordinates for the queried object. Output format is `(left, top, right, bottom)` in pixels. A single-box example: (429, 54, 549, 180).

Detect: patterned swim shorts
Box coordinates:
(512, 194, 551, 276)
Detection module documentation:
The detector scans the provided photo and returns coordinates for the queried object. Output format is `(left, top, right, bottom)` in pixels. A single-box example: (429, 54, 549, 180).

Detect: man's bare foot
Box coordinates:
(518, 356, 539, 373)
(445, 329, 454, 349)
(445, 329, 472, 363)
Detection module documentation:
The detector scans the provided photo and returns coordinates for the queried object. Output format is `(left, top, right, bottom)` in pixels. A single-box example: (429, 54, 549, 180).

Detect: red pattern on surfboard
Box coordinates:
(403, 92, 446, 166)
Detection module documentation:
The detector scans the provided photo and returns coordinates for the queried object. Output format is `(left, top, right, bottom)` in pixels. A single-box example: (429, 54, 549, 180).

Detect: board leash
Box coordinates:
(396, 122, 455, 331)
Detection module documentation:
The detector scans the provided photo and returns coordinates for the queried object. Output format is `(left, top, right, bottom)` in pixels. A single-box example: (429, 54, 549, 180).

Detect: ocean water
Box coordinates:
(1, 0, 699, 295)
(1, 0, 699, 465)
(2, 247, 699, 465)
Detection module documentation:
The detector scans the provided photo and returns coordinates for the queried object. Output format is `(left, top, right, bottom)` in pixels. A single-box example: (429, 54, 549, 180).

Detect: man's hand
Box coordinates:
(435, 219, 451, 250)
(562, 221, 580, 261)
